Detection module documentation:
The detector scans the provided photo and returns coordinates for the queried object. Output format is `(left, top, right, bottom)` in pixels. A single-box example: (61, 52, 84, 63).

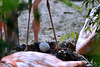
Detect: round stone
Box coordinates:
(39, 42, 50, 52)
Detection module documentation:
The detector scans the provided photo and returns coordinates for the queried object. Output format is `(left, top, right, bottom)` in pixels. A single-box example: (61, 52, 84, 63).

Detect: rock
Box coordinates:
(39, 42, 50, 52)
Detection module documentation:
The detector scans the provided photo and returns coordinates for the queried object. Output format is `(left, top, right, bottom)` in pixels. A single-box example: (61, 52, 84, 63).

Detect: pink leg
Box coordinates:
(32, 20, 40, 42)
(24, 0, 32, 51)
(32, 0, 41, 42)
(0, 21, 3, 39)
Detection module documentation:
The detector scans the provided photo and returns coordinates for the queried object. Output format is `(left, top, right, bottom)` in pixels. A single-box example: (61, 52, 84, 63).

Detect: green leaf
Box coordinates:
(82, 0, 87, 7)
(2, 0, 19, 11)
(97, 0, 99, 3)
(97, 34, 100, 40)
(87, 37, 100, 66)
(0, 39, 7, 59)
(85, 1, 89, 8)
(75, 33, 79, 41)
(75, 6, 80, 10)
(71, 32, 75, 39)
(85, 27, 91, 32)
(58, 33, 69, 45)
(79, 8, 82, 13)
(58, 0, 73, 7)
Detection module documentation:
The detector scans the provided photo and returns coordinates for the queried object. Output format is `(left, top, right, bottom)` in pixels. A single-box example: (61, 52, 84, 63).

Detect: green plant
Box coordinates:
(0, 0, 19, 54)
(58, 0, 79, 8)
(58, 33, 69, 45)
(81, 4, 100, 66)
(58, 32, 77, 45)
(0, 39, 11, 59)
(58, 0, 72, 6)
(76, 0, 100, 17)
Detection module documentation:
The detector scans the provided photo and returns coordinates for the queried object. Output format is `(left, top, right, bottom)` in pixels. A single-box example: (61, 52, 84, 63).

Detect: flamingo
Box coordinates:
(0, 51, 85, 67)
(0, 1, 100, 67)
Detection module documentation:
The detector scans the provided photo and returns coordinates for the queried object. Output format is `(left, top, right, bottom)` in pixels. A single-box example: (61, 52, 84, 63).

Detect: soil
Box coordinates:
(13, 41, 79, 61)
(13, 41, 91, 66)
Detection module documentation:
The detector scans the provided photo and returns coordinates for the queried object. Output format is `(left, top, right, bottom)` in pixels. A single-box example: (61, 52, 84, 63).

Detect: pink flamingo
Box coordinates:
(0, 51, 85, 67)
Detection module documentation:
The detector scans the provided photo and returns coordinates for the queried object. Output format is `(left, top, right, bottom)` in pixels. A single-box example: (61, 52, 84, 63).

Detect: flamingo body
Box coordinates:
(0, 51, 85, 67)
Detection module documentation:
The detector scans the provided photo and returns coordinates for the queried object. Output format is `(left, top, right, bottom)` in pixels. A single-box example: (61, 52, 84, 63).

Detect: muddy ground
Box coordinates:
(18, 0, 86, 45)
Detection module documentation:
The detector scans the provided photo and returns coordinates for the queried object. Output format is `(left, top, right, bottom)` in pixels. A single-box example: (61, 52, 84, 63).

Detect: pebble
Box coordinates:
(39, 42, 50, 52)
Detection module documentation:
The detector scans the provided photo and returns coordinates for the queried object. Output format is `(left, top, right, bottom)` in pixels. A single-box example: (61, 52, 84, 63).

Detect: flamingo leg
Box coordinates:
(46, 0, 61, 50)
(25, 0, 32, 51)
(0, 21, 3, 39)
(32, 0, 41, 43)
(32, 20, 40, 42)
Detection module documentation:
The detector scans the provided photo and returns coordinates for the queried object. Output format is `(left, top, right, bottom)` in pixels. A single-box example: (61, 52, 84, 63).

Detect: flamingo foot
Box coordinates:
(54, 45, 62, 50)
